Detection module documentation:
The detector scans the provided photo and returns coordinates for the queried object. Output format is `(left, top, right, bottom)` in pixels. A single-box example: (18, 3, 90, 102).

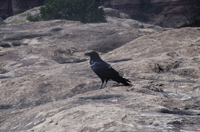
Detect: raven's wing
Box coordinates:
(91, 61, 119, 79)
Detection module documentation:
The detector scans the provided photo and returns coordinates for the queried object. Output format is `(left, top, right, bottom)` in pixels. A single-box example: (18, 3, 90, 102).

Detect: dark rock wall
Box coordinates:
(0, 0, 13, 19)
(0, 0, 44, 19)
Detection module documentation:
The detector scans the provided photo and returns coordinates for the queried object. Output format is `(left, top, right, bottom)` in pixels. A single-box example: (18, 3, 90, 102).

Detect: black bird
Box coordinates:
(85, 51, 131, 89)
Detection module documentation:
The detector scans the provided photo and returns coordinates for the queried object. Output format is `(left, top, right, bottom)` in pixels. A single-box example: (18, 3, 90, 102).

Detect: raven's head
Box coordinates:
(84, 51, 101, 61)
(84, 51, 99, 56)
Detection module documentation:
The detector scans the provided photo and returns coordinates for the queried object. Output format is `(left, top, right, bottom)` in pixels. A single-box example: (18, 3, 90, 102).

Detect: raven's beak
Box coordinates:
(84, 53, 90, 56)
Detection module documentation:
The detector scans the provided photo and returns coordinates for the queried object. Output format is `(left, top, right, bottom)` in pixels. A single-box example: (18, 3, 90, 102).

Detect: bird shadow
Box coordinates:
(112, 83, 133, 87)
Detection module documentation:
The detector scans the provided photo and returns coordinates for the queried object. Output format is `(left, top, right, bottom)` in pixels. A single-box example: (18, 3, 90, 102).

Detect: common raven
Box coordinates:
(85, 51, 131, 89)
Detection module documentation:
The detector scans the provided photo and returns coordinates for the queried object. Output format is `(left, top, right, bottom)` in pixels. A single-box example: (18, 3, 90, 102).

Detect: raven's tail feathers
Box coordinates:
(114, 76, 131, 86)
(121, 77, 131, 86)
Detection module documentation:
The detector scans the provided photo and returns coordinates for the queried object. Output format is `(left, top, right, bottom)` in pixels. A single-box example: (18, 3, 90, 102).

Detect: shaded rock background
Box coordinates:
(1, 7, 200, 132)
(101, 0, 197, 28)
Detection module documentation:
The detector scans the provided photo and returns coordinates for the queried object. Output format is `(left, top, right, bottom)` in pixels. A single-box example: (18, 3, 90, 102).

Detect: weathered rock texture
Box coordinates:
(0, 12, 200, 132)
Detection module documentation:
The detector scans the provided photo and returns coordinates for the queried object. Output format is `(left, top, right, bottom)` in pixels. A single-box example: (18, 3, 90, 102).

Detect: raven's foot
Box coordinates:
(98, 85, 103, 89)
(99, 84, 108, 89)
(99, 86, 107, 89)
(98, 86, 102, 89)
(98, 82, 104, 89)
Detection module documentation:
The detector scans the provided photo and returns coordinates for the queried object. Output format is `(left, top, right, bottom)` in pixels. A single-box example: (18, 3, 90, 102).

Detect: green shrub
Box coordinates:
(26, 13, 41, 22)
(27, 0, 106, 23)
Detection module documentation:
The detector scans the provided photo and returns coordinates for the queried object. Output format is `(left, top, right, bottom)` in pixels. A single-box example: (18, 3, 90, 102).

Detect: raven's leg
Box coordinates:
(98, 79, 104, 89)
(102, 79, 108, 88)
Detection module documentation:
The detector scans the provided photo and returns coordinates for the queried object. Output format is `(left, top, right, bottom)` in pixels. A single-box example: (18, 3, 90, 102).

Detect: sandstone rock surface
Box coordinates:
(0, 14, 200, 132)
